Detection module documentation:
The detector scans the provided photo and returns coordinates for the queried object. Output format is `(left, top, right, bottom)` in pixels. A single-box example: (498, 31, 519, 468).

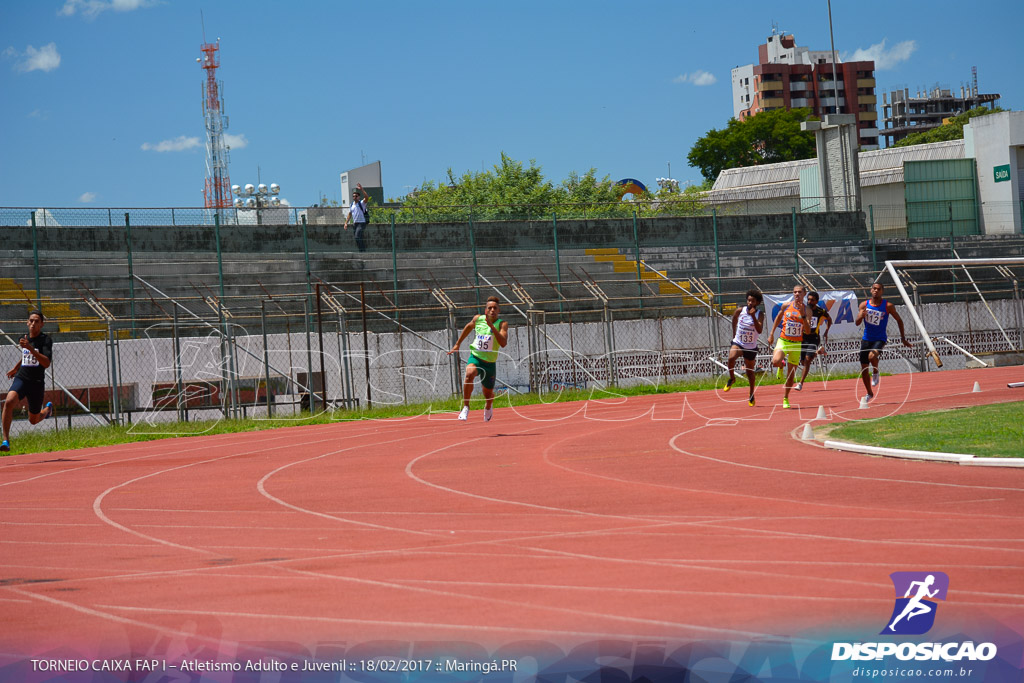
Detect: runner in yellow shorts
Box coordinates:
(768, 285, 811, 409)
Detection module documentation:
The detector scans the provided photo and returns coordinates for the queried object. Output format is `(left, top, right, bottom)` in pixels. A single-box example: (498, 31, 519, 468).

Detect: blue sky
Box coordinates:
(2, 0, 1021, 208)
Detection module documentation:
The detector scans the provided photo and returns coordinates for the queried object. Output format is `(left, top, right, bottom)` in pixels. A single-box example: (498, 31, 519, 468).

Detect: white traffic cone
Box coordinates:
(801, 423, 815, 440)
(972, 381, 981, 393)
(860, 395, 870, 409)
(815, 405, 827, 421)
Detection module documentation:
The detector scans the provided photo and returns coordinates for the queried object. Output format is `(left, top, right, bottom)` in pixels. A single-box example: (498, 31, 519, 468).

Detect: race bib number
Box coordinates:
(784, 320, 803, 337)
(738, 329, 756, 345)
(473, 334, 493, 352)
(21, 348, 39, 367)
(865, 309, 884, 326)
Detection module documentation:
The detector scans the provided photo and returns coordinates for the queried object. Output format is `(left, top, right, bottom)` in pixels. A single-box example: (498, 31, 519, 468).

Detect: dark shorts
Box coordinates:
(467, 355, 497, 391)
(730, 344, 757, 362)
(860, 339, 886, 365)
(8, 377, 45, 414)
(801, 336, 821, 363)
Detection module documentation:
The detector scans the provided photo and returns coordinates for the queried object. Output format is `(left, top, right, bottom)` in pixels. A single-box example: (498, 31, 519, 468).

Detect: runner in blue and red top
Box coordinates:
(854, 282, 912, 403)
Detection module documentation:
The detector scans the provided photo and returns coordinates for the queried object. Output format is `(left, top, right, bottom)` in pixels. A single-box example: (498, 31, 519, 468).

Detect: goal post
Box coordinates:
(882, 257, 1024, 369)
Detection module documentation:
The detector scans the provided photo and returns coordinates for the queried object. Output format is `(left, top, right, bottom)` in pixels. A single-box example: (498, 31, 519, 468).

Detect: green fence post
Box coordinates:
(390, 212, 399, 308)
(792, 207, 799, 275)
(869, 205, 878, 272)
(470, 210, 480, 307)
(214, 213, 226, 301)
(31, 211, 41, 311)
(553, 212, 563, 314)
(949, 202, 958, 302)
(712, 208, 721, 309)
(124, 213, 136, 337)
(633, 211, 643, 316)
(301, 214, 312, 296)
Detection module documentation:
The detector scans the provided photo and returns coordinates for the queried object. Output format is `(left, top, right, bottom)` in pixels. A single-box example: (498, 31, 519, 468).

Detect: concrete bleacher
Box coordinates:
(3, 232, 1022, 338)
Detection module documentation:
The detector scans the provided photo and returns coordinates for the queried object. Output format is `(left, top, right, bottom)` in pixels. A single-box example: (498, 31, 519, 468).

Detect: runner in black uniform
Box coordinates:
(795, 291, 832, 391)
(2, 311, 54, 452)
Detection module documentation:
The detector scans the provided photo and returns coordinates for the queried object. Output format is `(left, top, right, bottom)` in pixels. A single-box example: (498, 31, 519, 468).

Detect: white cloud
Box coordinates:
(6, 43, 61, 73)
(59, 0, 159, 18)
(847, 39, 917, 70)
(79, 192, 97, 203)
(223, 133, 248, 150)
(673, 70, 717, 86)
(141, 135, 200, 152)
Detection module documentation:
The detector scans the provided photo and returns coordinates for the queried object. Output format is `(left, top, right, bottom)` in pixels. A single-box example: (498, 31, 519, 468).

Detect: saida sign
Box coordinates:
(994, 164, 1011, 183)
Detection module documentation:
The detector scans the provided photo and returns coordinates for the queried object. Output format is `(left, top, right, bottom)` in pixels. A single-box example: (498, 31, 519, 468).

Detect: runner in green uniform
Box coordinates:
(447, 296, 509, 422)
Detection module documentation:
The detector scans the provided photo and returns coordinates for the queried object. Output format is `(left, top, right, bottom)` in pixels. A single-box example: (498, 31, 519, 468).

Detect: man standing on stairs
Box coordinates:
(447, 297, 508, 422)
(342, 183, 370, 252)
(2, 311, 54, 452)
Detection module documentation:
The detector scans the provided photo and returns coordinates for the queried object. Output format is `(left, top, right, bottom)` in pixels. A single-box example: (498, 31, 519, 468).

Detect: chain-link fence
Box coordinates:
(4, 259, 1021, 440)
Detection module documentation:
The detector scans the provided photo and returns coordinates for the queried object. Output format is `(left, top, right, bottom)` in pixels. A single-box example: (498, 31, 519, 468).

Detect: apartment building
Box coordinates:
(731, 31, 879, 150)
(881, 84, 1000, 145)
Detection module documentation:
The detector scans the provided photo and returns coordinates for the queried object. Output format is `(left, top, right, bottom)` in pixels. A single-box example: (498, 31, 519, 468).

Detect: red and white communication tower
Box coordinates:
(198, 39, 232, 210)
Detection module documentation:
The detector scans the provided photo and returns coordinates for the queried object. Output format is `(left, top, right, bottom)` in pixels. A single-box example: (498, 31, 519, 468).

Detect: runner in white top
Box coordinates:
(724, 289, 764, 407)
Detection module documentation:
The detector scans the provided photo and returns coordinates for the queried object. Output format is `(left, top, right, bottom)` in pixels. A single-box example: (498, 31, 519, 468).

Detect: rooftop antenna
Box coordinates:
(971, 66, 978, 97)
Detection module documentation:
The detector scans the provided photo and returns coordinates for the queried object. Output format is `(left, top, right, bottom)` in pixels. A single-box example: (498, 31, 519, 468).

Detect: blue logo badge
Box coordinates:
(881, 572, 949, 635)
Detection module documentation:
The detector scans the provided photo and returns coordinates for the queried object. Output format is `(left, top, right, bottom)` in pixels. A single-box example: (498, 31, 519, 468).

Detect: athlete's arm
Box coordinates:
(731, 308, 741, 338)
(491, 320, 509, 348)
(768, 308, 784, 345)
(751, 308, 764, 334)
(855, 300, 867, 326)
(20, 337, 51, 370)
(821, 309, 833, 341)
(6, 360, 18, 379)
(888, 303, 912, 348)
(447, 316, 478, 355)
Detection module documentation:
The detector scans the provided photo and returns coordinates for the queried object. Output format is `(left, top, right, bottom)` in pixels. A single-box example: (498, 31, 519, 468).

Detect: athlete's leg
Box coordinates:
(726, 345, 743, 389)
(1, 390, 18, 442)
(743, 354, 757, 401)
(483, 386, 494, 411)
(462, 364, 479, 407)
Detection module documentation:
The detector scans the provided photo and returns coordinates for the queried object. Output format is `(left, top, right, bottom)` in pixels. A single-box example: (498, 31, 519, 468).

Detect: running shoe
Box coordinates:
(0, 440, 8, 452)
(795, 382, 803, 391)
(457, 406, 469, 421)
(43, 402, 54, 419)
(484, 407, 493, 422)
(864, 393, 873, 404)
(871, 370, 880, 387)
(782, 397, 791, 409)
(724, 376, 735, 392)
(748, 395, 756, 407)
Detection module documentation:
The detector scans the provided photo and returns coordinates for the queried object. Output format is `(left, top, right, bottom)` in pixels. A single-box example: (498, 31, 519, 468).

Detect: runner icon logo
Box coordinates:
(881, 571, 949, 635)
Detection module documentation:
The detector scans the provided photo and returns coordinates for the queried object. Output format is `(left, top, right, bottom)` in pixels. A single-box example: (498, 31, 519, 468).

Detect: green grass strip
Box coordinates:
(4, 371, 860, 456)
(827, 401, 1024, 458)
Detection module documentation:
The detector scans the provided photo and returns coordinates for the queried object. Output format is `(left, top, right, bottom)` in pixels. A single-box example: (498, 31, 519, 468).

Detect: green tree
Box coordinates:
(687, 108, 818, 183)
(894, 106, 1005, 148)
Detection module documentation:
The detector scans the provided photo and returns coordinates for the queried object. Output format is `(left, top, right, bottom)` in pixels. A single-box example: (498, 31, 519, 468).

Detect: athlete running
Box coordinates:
(855, 282, 911, 403)
(724, 289, 764, 407)
(768, 285, 811, 409)
(447, 296, 509, 422)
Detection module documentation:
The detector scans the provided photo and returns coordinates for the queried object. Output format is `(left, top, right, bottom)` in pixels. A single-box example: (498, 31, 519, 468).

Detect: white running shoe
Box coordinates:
(458, 406, 469, 421)
(871, 371, 880, 387)
(484, 407, 493, 422)
(795, 382, 803, 391)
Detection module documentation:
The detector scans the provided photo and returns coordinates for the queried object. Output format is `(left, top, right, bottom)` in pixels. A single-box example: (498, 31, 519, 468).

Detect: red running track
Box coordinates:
(1, 367, 1022, 660)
